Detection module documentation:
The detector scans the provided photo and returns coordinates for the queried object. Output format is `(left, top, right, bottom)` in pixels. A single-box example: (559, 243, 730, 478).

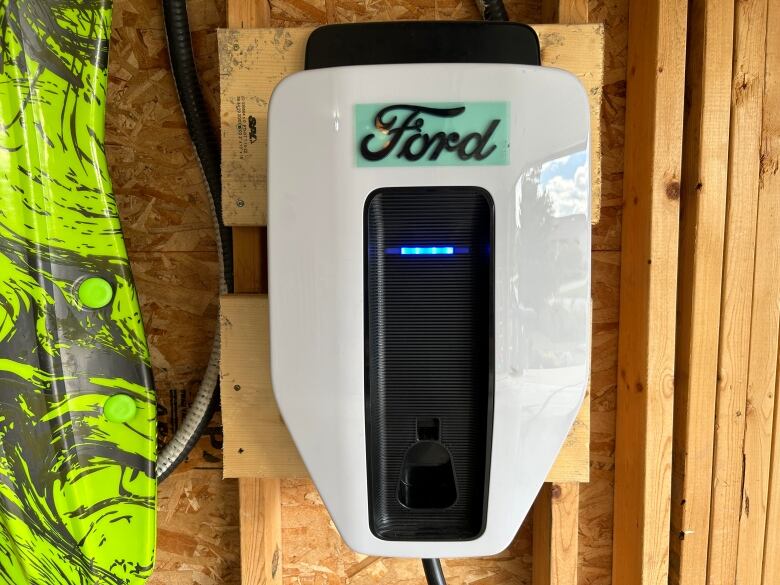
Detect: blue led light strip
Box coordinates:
(403, 246, 453, 255)
(385, 246, 470, 255)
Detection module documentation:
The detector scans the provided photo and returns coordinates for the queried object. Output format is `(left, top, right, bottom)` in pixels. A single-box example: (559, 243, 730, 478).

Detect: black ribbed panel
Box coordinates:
(365, 187, 494, 541)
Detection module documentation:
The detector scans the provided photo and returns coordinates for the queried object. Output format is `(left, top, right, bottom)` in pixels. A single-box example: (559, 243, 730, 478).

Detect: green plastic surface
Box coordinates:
(355, 101, 510, 167)
(0, 1, 157, 583)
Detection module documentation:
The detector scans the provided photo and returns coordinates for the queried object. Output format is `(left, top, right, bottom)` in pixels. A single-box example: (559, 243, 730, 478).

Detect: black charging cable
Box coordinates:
(475, 0, 509, 21)
(157, 0, 233, 482)
(423, 558, 447, 585)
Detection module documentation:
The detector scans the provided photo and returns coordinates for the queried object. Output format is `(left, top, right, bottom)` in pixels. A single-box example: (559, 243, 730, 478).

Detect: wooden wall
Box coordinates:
(107, 0, 628, 583)
(668, 1, 780, 583)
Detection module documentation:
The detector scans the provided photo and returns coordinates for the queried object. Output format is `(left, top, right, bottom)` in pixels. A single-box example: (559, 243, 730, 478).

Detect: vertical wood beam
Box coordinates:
(736, 0, 779, 581)
(232, 228, 280, 585)
(239, 478, 282, 585)
(759, 3, 780, 582)
(541, 0, 587, 24)
(669, 1, 734, 583)
(612, 0, 687, 582)
(706, 0, 769, 582)
(225, 3, 280, 585)
(533, 483, 580, 585)
(232, 227, 266, 295)
(228, 0, 271, 29)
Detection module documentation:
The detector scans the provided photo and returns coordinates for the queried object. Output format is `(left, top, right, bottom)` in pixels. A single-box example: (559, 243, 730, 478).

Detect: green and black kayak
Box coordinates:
(0, 0, 157, 583)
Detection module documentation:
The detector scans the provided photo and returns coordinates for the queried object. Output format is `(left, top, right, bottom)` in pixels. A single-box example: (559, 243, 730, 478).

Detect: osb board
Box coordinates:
(280, 478, 534, 585)
(218, 25, 603, 226)
(578, 254, 619, 585)
(219, 289, 592, 483)
(589, 0, 627, 252)
(148, 471, 241, 585)
(270, 0, 541, 26)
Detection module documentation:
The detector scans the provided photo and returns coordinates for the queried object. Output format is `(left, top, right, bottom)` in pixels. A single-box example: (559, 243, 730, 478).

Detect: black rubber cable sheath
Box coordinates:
(422, 559, 447, 585)
(479, 0, 509, 21)
(162, 0, 234, 291)
(158, 0, 233, 482)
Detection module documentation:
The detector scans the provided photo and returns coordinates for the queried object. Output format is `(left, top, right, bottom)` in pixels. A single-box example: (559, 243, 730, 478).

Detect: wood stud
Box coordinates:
(759, 3, 780, 582)
(670, 0, 734, 583)
(612, 0, 688, 583)
(225, 2, 282, 585)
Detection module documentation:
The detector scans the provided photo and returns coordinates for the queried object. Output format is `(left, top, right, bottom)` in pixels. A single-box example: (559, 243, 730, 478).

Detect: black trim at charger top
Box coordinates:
(304, 21, 540, 70)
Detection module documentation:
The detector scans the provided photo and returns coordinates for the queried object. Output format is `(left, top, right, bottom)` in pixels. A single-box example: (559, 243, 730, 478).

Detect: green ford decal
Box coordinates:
(355, 101, 510, 167)
(0, 0, 157, 583)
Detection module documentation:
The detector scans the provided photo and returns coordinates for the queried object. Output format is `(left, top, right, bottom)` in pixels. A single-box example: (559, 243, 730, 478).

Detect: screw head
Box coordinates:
(236, 199, 245, 208)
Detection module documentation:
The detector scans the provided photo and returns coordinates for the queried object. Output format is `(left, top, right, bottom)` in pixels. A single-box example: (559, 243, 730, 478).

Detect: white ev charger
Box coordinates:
(268, 20, 590, 568)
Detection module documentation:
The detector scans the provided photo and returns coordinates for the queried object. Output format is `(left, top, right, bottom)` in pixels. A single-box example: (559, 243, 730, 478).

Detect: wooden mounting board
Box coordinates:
(220, 293, 590, 482)
(218, 24, 604, 226)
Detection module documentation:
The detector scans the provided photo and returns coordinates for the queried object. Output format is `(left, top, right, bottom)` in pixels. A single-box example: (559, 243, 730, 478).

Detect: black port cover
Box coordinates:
(365, 187, 494, 541)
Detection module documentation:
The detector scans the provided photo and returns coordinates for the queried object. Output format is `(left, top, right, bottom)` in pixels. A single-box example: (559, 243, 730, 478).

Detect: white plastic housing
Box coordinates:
(268, 63, 590, 558)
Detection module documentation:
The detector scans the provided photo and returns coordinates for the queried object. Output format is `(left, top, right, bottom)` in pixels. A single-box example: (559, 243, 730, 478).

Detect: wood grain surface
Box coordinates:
(612, 0, 688, 583)
(669, 1, 733, 583)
